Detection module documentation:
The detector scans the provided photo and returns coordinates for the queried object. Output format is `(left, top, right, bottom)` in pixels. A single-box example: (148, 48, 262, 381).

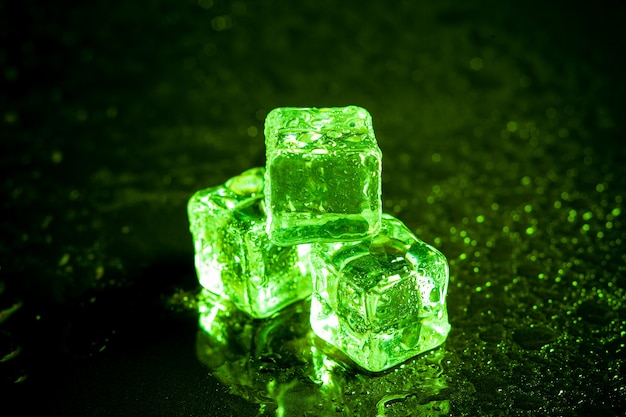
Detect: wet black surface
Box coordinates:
(1, 0, 625, 415)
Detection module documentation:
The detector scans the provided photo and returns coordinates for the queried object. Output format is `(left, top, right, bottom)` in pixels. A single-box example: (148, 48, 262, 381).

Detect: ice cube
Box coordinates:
(309, 213, 450, 372)
(264, 106, 382, 246)
(187, 167, 313, 318)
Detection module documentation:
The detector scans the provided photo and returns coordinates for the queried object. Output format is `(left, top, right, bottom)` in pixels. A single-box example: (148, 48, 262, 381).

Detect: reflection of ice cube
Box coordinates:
(197, 288, 449, 416)
(264, 106, 383, 246)
(197, 290, 351, 417)
(187, 168, 312, 318)
(310, 213, 450, 372)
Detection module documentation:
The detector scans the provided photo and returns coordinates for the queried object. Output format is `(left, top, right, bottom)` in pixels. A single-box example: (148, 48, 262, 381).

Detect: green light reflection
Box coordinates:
(196, 289, 450, 416)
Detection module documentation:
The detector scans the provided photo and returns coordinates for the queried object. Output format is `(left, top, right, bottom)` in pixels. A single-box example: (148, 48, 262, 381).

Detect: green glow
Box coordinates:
(189, 106, 451, 374)
(506, 121, 518, 132)
(469, 57, 483, 71)
(310, 213, 450, 372)
(187, 168, 312, 318)
(196, 289, 448, 414)
(264, 106, 382, 246)
(197, 289, 249, 352)
(568, 209, 577, 222)
(196, 290, 339, 415)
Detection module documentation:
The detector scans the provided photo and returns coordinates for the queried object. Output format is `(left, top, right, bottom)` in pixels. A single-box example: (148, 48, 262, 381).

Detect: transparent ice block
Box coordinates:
(310, 213, 450, 372)
(187, 167, 313, 318)
(264, 106, 382, 246)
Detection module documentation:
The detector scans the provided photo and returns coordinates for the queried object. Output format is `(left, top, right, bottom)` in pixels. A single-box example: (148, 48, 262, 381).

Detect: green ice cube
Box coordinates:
(310, 213, 450, 372)
(264, 106, 382, 246)
(187, 167, 313, 318)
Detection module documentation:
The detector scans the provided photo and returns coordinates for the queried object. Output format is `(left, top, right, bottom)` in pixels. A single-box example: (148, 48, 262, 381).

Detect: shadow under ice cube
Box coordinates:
(310, 213, 450, 372)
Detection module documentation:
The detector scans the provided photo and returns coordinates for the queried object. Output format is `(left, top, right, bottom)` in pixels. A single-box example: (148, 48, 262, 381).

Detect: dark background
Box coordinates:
(1, 0, 625, 415)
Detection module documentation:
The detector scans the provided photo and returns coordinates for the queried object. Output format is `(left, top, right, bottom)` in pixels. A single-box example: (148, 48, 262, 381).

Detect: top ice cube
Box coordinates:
(264, 106, 382, 246)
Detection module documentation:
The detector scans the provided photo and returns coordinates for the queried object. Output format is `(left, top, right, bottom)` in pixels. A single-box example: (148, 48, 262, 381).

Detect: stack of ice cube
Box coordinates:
(188, 105, 450, 372)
